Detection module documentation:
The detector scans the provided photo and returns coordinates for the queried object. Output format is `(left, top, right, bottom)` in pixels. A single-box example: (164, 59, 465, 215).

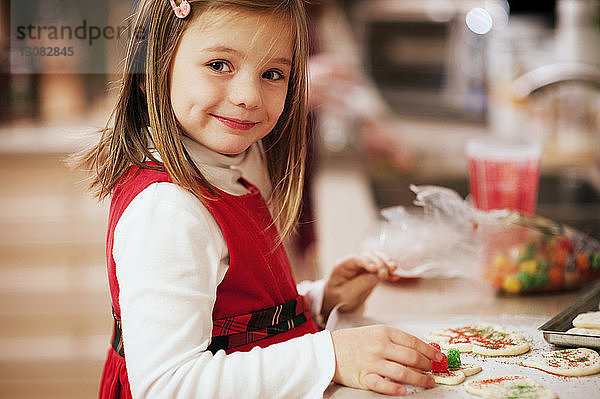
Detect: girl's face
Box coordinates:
(170, 8, 293, 155)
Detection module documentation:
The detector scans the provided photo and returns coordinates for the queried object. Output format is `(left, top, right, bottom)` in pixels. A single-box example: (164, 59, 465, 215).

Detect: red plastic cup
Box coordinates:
(466, 137, 542, 215)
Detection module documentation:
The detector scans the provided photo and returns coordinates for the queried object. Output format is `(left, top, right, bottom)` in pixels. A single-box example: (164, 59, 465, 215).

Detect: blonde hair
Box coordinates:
(74, 0, 309, 241)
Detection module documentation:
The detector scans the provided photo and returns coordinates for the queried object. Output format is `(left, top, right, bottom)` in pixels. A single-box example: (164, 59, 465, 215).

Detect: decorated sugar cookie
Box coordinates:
(427, 324, 530, 356)
(523, 348, 600, 377)
(426, 343, 482, 385)
(465, 375, 557, 399)
(458, 363, 483, 377)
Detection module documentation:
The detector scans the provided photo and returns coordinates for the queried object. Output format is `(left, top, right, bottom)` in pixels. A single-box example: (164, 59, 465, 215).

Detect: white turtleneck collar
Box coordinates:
(181, 136, 250, 196)
(146, 128, 272, 198)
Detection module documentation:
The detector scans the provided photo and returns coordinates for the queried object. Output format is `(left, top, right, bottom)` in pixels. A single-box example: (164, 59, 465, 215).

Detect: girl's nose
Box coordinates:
(229, 73, 262, 109)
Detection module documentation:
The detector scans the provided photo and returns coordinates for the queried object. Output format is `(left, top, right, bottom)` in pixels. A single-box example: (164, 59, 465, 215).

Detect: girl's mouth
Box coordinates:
(211, 114, 259, 131)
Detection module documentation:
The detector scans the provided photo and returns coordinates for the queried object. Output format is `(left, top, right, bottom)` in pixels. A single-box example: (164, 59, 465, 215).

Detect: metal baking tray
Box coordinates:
(539, 282, 600, 349)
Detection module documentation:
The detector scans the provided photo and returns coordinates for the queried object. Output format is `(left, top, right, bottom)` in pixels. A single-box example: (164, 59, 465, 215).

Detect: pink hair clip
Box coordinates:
(170, 0, 191, 19)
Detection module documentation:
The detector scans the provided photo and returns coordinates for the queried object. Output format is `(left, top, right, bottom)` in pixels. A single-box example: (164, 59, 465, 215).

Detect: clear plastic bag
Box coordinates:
(362, 185, 480, 279)
(363, 185, 600, 293)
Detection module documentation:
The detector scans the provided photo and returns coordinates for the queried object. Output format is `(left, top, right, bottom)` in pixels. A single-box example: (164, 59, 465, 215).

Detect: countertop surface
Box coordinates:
(322, 278, 599, 398)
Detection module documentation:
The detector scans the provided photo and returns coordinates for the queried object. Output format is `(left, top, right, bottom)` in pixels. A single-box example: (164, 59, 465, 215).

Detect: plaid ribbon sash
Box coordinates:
(207, 295, 310, 353)
(111, 307, 125, 357)
(111, 296, 310, 357)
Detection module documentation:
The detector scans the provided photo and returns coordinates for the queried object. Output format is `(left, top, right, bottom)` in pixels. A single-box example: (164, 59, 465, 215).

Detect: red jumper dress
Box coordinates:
(99, 165, 319, 398)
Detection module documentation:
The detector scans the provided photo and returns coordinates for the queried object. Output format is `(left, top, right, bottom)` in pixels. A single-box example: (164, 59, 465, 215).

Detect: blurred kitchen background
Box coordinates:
(0, 0, 599, 398)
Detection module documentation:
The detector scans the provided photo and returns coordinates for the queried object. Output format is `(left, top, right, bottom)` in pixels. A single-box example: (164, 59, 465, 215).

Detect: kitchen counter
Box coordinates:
(354, 277, 584, 321)
(322, 278, 599, 398)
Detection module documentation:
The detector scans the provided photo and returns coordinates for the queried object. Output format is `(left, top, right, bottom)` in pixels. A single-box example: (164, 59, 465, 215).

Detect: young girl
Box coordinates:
(77, 1, 443, 397)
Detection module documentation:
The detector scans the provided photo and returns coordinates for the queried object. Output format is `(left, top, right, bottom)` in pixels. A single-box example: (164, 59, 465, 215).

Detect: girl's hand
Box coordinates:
(331, 325, 441, 395)
(321, 252, 400, 321)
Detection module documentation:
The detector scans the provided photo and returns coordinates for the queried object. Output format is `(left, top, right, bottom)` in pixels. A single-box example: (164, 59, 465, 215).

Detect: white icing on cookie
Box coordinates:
(429, 369, 466, 385)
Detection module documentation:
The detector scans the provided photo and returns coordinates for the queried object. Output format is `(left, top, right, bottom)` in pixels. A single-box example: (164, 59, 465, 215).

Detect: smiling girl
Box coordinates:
(75, 1, 442, 398)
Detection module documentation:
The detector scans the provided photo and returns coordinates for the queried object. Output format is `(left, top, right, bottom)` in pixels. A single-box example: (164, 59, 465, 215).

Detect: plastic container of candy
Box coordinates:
(376, 185, 600, 294)
(479, 213, 600, 294)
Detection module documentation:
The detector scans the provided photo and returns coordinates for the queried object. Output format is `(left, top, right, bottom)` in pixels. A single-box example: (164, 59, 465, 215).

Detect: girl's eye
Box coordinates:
(262, 70, 284, 81)
(208, 61, 231, 73)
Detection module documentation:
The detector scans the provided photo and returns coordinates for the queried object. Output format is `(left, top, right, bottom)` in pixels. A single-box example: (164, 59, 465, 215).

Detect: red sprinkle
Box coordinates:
(476, 376, 521, 386)
(429, 342, 441, 350)
(437, 326, 519, 350)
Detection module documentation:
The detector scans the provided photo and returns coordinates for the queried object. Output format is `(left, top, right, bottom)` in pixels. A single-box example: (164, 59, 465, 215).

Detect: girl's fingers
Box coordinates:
(334, 252, 398, 281)
(387, 273, 405, 282)
(355, 253, 376, 268)
(383, 344, 433, 372)
(373, 250, 397, 268)
(374, 253, 399, 278)
(361, 252, 397, 279)
(365, 252, 398, 278)
(340, 253, 382, 277)
(375, 360, 436, 389)
(362, 373, 407, 396)
(388, 329, 444, 362)
(337, 251, 396, 271)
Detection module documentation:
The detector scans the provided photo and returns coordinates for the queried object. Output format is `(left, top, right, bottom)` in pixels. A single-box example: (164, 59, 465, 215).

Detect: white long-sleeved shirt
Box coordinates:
(113, 137, 335, 398)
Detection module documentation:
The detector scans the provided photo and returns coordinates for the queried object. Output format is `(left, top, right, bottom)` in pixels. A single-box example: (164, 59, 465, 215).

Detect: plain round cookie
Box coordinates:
(566, 327, 600, 336)
(523, 348, 600, 377)
(459, 363, 483, 377)
(429, 369, 466, 385)
(572, 311, 600, 329)
(465, 375, 557, 399)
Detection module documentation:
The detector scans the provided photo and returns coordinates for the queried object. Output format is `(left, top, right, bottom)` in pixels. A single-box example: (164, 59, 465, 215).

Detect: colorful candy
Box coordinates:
(447, 348, 461, 370)
(428, 342, 449, 372)
(591, 254, 600, 270)
(502, 275, 521, 294)
(484, 231, 600, 294)
(515, 271, 535, 291)
(432, 353, 449, 373)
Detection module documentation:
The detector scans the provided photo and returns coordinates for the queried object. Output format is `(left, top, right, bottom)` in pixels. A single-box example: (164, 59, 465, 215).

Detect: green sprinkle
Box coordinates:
(516, 385, 532, 391)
